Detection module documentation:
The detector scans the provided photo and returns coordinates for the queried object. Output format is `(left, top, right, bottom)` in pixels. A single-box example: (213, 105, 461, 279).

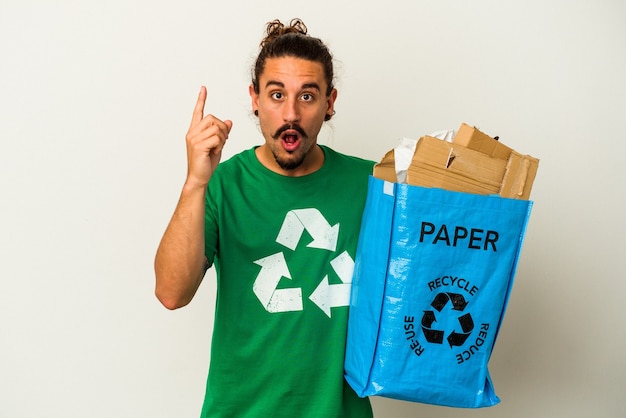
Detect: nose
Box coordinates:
(282, 98, 300, 123)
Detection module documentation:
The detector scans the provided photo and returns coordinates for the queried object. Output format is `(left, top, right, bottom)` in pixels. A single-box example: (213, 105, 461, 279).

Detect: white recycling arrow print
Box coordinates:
(253, 252, 303, 313)
(276, 208, 339, 252)
(253, 209, 353, 317)
(309, 250, 354, 318)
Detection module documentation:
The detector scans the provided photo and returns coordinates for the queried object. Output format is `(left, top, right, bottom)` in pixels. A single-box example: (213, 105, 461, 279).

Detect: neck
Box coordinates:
(255, 144, 325, 177)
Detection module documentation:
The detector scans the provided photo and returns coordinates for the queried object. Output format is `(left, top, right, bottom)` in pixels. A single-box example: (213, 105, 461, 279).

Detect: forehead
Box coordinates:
(259, 56, 327, 91)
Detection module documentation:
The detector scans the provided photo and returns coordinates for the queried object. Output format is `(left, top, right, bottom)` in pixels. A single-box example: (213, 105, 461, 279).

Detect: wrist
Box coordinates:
(182, 177, 209, 194)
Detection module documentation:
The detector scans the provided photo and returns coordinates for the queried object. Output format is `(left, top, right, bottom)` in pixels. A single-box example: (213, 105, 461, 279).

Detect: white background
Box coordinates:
(1, 1, 624, 417)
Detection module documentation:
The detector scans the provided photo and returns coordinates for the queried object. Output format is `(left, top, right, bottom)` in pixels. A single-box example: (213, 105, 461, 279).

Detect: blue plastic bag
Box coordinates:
(345, 176, 533, 408)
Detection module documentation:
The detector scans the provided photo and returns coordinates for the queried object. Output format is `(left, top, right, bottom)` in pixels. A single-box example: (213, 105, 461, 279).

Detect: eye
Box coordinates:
(271, 92, 284, 100)
(301, 93, 314, 102)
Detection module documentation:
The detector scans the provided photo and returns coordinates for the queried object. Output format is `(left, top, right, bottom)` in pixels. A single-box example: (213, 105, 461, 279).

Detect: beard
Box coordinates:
(273, 151, 307, 170)
(271, 123, 310, 170)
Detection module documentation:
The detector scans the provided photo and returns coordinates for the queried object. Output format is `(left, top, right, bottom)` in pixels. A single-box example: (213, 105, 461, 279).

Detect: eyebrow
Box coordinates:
(264, 80, 322, 92)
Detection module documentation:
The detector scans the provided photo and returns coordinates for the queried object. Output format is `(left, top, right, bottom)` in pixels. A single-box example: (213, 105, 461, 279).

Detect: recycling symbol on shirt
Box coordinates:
(252, 208, 353, 318)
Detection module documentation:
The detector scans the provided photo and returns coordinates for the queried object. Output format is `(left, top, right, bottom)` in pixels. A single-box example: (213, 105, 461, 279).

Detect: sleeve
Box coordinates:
(204, 182, 219, 267)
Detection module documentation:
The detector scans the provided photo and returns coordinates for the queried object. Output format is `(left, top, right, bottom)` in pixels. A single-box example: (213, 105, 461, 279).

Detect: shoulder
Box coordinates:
(206, 148, 257, 198)
(210, 147, 257, 181)
(216, 147, 255, 170)
(321, 145, 376, 173)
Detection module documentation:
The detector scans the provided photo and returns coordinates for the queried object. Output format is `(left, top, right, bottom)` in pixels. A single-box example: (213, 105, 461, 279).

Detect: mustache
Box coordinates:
(272, 123, 307, 139)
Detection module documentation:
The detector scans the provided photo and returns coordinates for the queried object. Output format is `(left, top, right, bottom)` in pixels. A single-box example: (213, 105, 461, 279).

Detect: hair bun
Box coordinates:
(260, 18, 308, 48)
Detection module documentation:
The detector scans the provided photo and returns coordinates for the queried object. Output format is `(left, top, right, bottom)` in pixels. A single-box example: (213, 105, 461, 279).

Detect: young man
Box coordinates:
(155, 19, 374, 417)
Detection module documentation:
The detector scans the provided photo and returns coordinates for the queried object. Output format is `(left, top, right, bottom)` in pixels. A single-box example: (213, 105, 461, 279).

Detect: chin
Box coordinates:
(275, 155, 305, 171)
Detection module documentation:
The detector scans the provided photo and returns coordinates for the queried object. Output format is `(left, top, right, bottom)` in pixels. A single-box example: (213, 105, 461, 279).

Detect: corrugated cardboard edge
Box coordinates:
(499, 151, 539, 200)
(454, 123, 539, 199)
(373, 149, 398, 183)
(406, 136, 507, 195)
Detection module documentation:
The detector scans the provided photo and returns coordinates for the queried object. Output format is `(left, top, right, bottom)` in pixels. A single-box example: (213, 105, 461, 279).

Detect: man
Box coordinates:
(155, 18, 374, 417)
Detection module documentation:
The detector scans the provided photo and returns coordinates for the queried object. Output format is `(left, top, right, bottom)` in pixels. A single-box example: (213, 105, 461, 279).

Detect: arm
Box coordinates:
(154, 86, 233, 310)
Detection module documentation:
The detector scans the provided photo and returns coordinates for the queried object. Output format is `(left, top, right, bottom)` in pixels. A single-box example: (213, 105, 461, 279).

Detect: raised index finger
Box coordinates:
(190, 86, 207, 127)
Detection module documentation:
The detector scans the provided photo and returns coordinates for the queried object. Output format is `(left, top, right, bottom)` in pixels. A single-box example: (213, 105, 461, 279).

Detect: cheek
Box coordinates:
(256, 114, 273, 137)
(306, 107, 327, 127)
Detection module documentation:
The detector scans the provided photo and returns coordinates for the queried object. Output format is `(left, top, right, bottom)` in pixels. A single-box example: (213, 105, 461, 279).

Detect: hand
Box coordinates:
(184, 86, 233, 188)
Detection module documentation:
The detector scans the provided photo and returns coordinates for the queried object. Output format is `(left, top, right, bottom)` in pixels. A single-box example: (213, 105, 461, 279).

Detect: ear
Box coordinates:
(249, 84, 259, 115)
(326, 88, 338, 119)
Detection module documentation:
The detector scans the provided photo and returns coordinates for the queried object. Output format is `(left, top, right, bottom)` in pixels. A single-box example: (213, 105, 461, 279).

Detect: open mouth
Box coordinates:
(281, 132, 301, 152)
(273, 124, 307, 153)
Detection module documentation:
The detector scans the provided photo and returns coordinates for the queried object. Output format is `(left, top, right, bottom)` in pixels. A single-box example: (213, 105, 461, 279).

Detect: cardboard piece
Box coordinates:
(453, 122, 512, 160)
(373, 123, 539, 199)
(407, 135, 507, 195)
(500, 151, 539, 200)
(372, 149, 398, 183)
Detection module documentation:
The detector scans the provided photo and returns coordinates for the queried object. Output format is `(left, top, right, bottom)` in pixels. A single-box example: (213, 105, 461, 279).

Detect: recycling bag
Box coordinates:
(345, 176, 533, 408)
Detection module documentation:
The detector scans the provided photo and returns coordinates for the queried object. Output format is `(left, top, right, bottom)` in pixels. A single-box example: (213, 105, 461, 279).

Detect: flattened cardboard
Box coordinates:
(500, 151, 539, 200)
(406, 136, 507, 195)
(373, 123, 539, 199)
(453, 123, 513, 160)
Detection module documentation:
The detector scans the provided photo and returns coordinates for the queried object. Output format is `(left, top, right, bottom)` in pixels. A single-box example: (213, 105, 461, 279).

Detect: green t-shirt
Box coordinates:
(201, 146, 374, 418)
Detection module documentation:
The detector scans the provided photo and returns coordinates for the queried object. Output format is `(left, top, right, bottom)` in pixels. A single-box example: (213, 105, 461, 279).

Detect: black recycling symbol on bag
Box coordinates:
(422, 292, 474, 347)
